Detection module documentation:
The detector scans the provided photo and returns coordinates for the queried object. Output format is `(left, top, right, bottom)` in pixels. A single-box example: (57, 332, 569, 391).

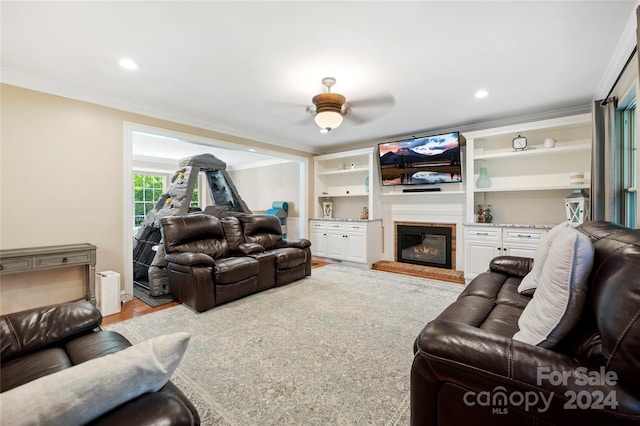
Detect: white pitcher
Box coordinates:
(544, 138, 557, 148)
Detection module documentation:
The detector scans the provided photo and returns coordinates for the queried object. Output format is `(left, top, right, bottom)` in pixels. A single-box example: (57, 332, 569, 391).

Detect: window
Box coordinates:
(617, 103, 638, 228)
(133, 174, 165, 227)
(190, 177, 200, 208)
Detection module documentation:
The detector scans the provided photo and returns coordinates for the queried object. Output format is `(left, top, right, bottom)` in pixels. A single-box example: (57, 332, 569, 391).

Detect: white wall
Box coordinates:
(229, 161, 301, 217)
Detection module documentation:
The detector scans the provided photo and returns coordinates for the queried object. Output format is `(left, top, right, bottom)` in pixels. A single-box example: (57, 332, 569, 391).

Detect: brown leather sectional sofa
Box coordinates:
(161, 213, 311, 313)
(0, 301, 200, 425)
(411, 221, 640, 425)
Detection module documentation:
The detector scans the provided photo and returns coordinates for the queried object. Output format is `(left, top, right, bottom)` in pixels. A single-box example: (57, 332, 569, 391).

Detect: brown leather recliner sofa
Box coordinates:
(411, 221, 640, 426)
(161, 213, 311, 313)
(0, 301, 200, 425)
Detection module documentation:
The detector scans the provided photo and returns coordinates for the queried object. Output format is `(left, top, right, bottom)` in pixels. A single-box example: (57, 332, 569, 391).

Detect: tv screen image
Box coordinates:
(378, 132, 462, 186)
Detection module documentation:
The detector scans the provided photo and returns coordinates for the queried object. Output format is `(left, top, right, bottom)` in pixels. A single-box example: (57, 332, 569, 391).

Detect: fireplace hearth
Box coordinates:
(395, 222, 456, 270)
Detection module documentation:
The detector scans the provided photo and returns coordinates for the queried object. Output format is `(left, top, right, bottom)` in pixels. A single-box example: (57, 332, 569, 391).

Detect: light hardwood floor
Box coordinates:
(101, 260, 329, 326)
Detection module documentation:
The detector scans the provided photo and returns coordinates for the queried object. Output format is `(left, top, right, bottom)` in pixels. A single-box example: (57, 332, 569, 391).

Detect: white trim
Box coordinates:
(122, 123, 135, 299)
(594, 3, 639, 100)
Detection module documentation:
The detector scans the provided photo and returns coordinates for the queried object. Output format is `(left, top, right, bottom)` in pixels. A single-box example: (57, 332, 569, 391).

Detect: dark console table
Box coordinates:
(0, 243, 97, 305)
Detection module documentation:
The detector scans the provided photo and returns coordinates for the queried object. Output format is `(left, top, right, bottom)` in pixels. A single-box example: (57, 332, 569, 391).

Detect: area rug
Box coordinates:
(133, 282, 176, 308)
(107, 264, 463, 425)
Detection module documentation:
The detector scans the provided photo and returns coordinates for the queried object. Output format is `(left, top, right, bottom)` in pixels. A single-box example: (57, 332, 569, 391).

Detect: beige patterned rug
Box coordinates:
(107, 264, 463, 425)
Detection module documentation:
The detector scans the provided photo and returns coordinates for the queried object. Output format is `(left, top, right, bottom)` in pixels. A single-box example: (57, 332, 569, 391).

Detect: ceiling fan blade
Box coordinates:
(347, 94, 396, 108)
(344, 111, 369, 125)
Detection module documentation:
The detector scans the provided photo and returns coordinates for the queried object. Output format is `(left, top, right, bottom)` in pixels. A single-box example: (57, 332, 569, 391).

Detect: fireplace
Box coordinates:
(395, 222, 456, 269)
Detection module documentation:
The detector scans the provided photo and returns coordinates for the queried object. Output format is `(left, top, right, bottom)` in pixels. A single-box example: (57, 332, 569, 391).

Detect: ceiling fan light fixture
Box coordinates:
(314, 110, 343, 132)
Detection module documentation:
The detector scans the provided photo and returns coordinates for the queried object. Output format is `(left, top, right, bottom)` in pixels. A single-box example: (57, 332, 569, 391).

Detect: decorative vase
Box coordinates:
(365, 176, 369, 193)
(476, 167, 491, 188)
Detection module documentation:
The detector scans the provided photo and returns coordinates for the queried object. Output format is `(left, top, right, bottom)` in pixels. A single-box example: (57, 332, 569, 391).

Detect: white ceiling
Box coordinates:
(1, 1, 637, 155)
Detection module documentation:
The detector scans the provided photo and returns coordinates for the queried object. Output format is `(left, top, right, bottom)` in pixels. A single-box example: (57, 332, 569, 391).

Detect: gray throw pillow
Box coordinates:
(513, 227, 594, 348)
(518, 220, 571, 295)
(0, 332, 191, 426)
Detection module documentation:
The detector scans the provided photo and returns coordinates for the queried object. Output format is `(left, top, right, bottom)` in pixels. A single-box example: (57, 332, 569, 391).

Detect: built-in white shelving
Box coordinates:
(474, 140, 591, 160)
(465, 113, 593, 225)
(313, 147, 382, 220)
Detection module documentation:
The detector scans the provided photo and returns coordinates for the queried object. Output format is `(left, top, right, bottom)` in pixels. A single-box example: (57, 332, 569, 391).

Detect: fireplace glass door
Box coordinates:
(396, 225, 452, 269)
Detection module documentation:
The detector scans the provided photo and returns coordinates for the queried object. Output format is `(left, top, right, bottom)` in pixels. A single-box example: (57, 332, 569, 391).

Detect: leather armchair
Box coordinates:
(411, 221, 640, 426)
(0, 301, 199, 425)
(161, 214, 260, 312)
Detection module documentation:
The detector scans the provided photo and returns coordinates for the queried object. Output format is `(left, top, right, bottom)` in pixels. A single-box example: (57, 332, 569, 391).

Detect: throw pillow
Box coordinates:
(513, 227, 594, 348)
(0, 332, 191, 426)
(518, 220, 571, 295)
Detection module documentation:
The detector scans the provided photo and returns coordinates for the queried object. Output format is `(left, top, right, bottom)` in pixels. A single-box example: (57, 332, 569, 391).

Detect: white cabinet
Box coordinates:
(314, 148, 382, 221)
(309, 220, 382, 266)
(464, 225, 547, 280)
(464, 113, 592, 225)
(309, 221, 327, 257)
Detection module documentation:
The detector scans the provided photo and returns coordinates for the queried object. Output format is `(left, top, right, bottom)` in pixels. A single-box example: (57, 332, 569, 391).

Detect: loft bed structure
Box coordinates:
(132, 153, 251, 296)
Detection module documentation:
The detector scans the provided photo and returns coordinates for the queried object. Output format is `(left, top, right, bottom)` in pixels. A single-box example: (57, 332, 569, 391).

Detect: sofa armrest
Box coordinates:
(0, 301, 102, 362)
(285, 238, 311, 249)
(489, 255, 533, 278)
(237, 243, 265, 255)
(413, 320, 640, 417)
(89, 386, 198, 425)
(164, 252, 215, 267)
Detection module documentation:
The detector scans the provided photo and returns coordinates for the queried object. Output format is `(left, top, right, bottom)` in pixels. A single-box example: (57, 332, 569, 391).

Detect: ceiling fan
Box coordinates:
(305, 77, 395, 133)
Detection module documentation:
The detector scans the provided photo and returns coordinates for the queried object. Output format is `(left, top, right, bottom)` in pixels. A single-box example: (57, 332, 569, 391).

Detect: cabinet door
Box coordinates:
(503, 244, 536, 259)
(465, 241, 501, 279)
(326, 232, 346, 259)
(345, 232, 367, 263)
(310, 229, 327, 257)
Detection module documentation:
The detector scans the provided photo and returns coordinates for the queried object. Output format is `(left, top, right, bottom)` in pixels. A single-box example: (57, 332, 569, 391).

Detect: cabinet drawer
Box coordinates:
(0, 257, 34, 273)
(310, 221, 327, 230)
(465, 228, 501, 241)
(36, 252, 91, 268)
(345, 223, 366, 232)
(325, 222, 346, 230)
(503, 229, 545, 244)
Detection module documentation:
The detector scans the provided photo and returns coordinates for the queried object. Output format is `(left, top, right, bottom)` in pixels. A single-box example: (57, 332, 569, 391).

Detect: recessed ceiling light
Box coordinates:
(475, 90, 489, 99)
(119, 58, 140, 70)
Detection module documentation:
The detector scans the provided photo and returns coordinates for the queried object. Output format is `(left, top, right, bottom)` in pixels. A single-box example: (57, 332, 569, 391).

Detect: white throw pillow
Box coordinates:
(513, 227, 594, 348)
(518, 220, 571, 295)
(0, 332, 191, 426)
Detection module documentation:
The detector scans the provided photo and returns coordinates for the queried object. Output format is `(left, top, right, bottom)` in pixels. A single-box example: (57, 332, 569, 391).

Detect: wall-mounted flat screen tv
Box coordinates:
(378, 131, 463, 186)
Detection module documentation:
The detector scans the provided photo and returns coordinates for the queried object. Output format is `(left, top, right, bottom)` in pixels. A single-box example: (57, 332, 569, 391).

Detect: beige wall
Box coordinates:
(0, 84, 313, 313)
(229, 161, 301, 217)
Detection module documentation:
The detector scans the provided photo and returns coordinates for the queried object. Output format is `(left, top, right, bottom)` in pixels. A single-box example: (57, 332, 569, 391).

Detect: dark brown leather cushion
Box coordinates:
(577, 221, 640, 391)
(238, 214, 287, 250)
(0, 301, 101, 362)
(272, 248, 307, 270)
(162, 214, 230, 259)
(214, 256, 259, 284)
(1, 348, 72, 392)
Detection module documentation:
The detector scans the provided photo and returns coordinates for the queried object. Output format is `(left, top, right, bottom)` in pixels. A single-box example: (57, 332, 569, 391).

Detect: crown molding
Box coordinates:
(0, 67, 319, 154)
(594, 3, 639, 100)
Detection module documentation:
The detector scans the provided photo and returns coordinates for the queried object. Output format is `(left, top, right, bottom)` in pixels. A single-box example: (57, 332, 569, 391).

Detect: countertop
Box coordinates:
(310, 218, 383, 223)
(464, 222, 555, 229)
